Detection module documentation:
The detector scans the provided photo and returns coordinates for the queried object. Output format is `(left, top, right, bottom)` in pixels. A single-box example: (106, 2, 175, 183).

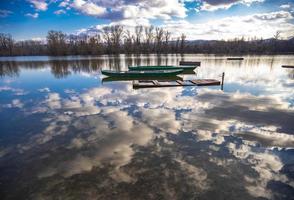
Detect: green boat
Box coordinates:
(101, 69, 183, 78)
(102, 76, 183, 83)
(128, 65, 197, 71)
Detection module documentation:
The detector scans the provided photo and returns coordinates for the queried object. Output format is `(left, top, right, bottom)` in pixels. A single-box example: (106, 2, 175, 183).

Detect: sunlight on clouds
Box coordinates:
(66, 0, 186, 20)
(163, 10, 294, 40)
(77, 8, 294, 40)
(71, 0, 107, 16)
(198, 0, 265, 11)
(28, 0, 48, 11)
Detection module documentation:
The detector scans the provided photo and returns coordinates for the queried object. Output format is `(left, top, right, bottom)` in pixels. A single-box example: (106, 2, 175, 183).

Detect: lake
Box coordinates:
(0, 54, 293, 200)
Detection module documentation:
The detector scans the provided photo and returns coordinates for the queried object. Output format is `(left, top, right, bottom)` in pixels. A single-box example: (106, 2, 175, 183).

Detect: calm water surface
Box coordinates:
(0, 54, 293, 199)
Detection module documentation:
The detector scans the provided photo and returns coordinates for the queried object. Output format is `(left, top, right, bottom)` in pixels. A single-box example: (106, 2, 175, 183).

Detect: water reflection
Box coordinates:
(0, 55, 293, 199)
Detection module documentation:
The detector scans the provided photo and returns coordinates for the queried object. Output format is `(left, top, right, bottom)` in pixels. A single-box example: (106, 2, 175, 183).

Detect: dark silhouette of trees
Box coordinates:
(47, 31, 67, 55)
(0, 26, 293, 56)
(0, 33, 14, 56)
(144, 26, 154, 53)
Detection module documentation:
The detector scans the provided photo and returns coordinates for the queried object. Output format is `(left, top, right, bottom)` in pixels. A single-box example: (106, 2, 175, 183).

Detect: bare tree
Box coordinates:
(47, 31, 67, 55)
(124, 30, 133, 54)
(89, 34, 102, 55)
(111, 25, 124, 53)
(155, 27, 164, 53)
(163, 30, 171, 53)
(180, 33, 186, 53)
(133, 26, 143, 52)
(144, 26, 154, 53)
(102, 27, 112, 53)
(0, 33, 14, 56)
(2, 26, 294, 56)
(274, 31, 281, 40)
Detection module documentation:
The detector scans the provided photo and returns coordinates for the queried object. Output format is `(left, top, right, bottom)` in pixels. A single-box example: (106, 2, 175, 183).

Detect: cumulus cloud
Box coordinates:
(28, 0, 48, 11)
(139, 107, 181, 134)
(162, 10, 294, 40)
(59, 0, 70, 7)
(71, 0, 107, 16)
(62, 0, 186, 21)
(77, 9, 294, 40)
(198, 0, 265, 11)
(46, 93, 62, 109)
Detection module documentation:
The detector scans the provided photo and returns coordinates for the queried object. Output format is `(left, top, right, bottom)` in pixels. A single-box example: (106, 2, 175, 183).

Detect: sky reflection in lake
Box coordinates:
(0, 55, 293, 200)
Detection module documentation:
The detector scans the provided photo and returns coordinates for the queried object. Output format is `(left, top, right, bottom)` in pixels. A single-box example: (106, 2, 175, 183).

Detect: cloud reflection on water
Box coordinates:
(0, 55, 294, 199)
(12, 82, 292, 199)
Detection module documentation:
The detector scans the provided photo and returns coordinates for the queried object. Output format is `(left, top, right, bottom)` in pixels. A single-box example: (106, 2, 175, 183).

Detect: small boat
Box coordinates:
(227, 57, 244, 60)
(281, 65, 294, 68)
(179, 61, 201, 66)
(128, 65, 197, 71)
(101, 69, 183, 78)
(102, 76, 183, 83)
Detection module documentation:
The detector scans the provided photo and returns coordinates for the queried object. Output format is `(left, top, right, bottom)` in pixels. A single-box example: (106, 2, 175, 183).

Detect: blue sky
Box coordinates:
(0, 0, 293, 40)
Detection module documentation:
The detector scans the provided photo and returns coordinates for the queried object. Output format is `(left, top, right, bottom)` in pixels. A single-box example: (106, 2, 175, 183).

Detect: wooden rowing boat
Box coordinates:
(102, 76, 183, 83)
(128, 65, 197, 71)
(179, 61, 201, 66)
(227, 57, 244, 60)
(101, 69, 183, 78)
(281, 65, 294, 68)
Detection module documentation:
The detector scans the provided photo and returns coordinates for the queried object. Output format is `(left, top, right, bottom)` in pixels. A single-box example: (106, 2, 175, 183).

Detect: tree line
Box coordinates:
(0, 26, 293, 56)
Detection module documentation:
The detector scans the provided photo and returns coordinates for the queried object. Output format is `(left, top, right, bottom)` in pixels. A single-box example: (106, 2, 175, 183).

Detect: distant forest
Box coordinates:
(1, 25, 294, 56)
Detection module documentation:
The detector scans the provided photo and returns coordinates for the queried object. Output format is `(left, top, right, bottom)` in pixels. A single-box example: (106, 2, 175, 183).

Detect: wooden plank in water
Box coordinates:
(190, 79, 221, 86)
(282, 65, 294, 68)
(227, 57, 244, 60)
(176, 80, 184, 85)
(179, 61, 201, 66)
(152, 80, 160, 85)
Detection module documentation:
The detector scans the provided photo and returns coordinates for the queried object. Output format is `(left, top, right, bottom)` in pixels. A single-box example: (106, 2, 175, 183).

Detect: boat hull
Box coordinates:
(102, 76, 183, 83)
(128, 65, 196, 71)
(101, 69, 183, 78)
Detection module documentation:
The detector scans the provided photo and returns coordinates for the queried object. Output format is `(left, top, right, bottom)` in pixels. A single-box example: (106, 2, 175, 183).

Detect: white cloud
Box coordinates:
(77, 8, 294, 40)
(11, 99, 24, 108)
(162, 10, 294, 40)
(25, 13, 39, 18)
(280, 4, 291, 9)
(139, 107, 181, 134)
(28, 0, 48, 11)
(59, 0, 70, 7)
(38, 87, 50, 92)
(54, 9, 66, 15)
(3, 99, 24, 109)
(199, 0, 265, 11)
(46, 93, 61, 109)
(67, 0, 186, 22)
(71, 0, 107, 16)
